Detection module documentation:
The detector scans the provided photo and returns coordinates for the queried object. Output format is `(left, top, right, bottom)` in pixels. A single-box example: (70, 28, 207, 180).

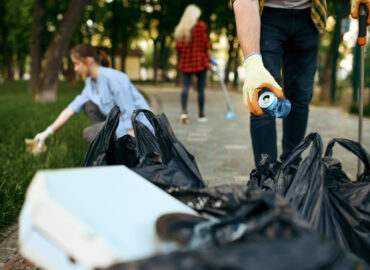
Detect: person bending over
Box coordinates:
(34, 43, 152, 146)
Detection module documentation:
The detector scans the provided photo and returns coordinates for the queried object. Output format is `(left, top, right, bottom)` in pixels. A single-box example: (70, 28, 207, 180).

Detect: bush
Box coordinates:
(348, 102, 370, 117)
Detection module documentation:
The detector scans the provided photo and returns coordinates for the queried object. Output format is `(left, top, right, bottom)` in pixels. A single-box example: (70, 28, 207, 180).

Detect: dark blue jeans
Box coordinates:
(181, 69, 207, 117)
(250, 7, 320, 166)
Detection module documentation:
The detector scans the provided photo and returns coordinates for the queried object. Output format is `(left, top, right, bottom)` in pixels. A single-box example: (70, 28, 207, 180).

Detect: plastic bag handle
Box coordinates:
(324, 138, 370, 171)
(131, 109, 157, 130)
(131, 109, 172, 162)
(280, 132, 323, 170)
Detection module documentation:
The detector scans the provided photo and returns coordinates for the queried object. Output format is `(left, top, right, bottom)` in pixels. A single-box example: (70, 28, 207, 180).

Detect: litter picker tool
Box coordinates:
(357, 3, 368, 176)
(211, 59, 235, 120)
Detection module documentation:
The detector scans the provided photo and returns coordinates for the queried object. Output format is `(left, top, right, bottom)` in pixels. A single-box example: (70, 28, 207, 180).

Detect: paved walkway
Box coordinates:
(1, 83, 369, 268)
(141, 83, 370, 184)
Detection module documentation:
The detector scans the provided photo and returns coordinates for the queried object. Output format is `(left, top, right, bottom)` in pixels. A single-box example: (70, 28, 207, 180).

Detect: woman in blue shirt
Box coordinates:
(34, 43, 152, 145)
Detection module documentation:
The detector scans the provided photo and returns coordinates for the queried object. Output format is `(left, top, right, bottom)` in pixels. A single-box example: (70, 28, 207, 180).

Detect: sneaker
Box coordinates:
(180, 114, 188, 124)
(198, 116, 208, 123)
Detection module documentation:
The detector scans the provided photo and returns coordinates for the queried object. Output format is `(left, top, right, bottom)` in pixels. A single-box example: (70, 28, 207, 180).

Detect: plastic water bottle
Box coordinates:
(258, 88, 291, 118)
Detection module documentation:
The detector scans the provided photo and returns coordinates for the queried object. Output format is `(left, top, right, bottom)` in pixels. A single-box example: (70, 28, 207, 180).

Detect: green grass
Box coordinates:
(0, 80, 90, 231)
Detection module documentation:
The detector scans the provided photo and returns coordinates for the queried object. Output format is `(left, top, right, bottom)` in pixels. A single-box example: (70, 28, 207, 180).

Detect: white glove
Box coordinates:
(34, 127, 54, 147)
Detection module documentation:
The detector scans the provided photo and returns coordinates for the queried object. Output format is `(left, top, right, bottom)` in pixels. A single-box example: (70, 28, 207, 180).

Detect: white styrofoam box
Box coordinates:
(19, 165, 197, 270)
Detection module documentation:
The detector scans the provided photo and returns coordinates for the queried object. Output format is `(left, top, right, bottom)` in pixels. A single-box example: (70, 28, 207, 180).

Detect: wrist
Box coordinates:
(243, 52, 261, 64)
(46, 126, 54, 135)
(243, 53, 263, 69)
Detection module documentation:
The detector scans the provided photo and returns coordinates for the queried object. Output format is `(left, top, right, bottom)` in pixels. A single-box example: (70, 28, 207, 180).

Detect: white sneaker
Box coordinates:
(180, 114, 188, 124)
(198, 116, 208, 123)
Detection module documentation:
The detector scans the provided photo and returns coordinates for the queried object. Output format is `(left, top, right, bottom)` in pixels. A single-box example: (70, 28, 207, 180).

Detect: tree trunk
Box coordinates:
(319, 4, 347, 103)
(4, 47, 13, 82)
(320, 45, 333, 101)
(153, 38, 159, 83)
(233, 46, 240, 87)
(110, 0, 118, 69)
(121, 39, 128, 72)
(224, 37, 234, 85)
(17, 52, 26, 79)
(29, 0, 45, 92)
(0, 2, 13, 82)
(67, 53, 76, 86)
(36, 0, 88, 102)
(159, 35, 168, 81)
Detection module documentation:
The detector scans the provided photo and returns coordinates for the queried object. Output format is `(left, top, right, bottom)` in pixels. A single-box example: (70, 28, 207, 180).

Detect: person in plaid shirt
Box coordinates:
(174, 4, 211, 123)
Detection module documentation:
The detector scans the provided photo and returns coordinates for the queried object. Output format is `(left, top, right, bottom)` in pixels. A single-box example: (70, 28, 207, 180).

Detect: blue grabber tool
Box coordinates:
(211, 59, 235, 120)
(357, 3, 368, 176)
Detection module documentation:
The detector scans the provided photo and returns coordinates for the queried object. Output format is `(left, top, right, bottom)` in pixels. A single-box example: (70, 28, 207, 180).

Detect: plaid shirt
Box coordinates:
(259, 0, 327, 33)
(176, 21, 210, 73)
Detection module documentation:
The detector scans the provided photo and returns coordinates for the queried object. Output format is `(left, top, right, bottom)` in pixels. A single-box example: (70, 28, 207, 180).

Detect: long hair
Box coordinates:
(70, 43, 110, 67)
(174, 4, 201, 43)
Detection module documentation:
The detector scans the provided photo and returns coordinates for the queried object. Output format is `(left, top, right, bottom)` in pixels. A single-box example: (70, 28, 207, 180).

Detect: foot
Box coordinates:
(198, 116, 208, 123)
(180, 114, 188, 124)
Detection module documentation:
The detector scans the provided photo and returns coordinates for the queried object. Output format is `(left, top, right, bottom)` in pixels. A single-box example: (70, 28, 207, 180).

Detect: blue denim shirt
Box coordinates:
(68, 67, 152, 138)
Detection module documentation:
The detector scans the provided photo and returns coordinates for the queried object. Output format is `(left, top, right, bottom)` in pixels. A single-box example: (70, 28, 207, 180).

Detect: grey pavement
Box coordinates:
(1, 82, 369, 268)
(139, 83, 370, 184)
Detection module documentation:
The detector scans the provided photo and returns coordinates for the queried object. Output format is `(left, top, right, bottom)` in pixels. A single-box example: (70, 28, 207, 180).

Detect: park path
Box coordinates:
(140, 83, 370, 183)
(0, 83, 369, 269)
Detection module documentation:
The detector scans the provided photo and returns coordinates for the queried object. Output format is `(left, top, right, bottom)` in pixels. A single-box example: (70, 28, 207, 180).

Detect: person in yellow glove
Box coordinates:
(350, 0, 370, 25)
(232, 0, 327, 165)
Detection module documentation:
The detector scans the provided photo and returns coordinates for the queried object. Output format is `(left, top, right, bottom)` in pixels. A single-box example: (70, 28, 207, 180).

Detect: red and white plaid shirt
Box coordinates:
(176, 21, 210, 73)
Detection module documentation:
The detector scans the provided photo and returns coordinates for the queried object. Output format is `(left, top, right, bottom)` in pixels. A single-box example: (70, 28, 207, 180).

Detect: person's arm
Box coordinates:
(232, 0, 283, 116)
(233, 0, 260, 57)
(33, 85, 89, 146)
(49, 108, 75, 132)
(34, 108, 75, 146)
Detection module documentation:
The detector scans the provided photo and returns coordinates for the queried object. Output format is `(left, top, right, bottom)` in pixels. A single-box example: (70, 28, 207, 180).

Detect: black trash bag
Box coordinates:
(82, 106, 120, 166)
(100, 237, 361, 270)
(106, 135, 138, 167)
(163, 184, 251, 217)
(250, 132, 370, 264)
(81, 106, 139, 167)
(322, 138, 370, 259)
(98, 189, 364, 270)
(131, 109, 205, 189)
(247, 154, 292, 192)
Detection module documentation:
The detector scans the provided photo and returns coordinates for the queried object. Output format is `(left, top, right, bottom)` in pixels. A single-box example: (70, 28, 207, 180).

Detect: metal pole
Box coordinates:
(358, 45, 364, 175)
(357, 4, 367, 176)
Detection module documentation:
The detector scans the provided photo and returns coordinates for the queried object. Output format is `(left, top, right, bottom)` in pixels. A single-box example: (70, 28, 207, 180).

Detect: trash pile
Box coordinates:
(20, 106, 370, 270)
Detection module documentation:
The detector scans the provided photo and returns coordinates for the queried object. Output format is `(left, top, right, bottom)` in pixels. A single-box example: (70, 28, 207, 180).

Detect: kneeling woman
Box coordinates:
(34, 43, 152, 145)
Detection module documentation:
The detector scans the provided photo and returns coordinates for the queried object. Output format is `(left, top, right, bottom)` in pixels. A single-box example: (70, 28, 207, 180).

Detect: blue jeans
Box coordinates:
(250, 7, 320, 166)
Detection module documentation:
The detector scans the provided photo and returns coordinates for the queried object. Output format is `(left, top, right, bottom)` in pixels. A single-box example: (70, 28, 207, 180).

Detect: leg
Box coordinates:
(195, 69, 207, 117)
(250, 7, 286, 166)
(280, 9, 320, 163)
(181, 72, 192, 113)
(83, 101, 106, 124)
(83, 122, 105, 143)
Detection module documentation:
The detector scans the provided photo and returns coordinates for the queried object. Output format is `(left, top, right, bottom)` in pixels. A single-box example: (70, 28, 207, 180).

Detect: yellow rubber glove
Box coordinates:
(350, 0, 370, 25)
(242, 53, 284, 116)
